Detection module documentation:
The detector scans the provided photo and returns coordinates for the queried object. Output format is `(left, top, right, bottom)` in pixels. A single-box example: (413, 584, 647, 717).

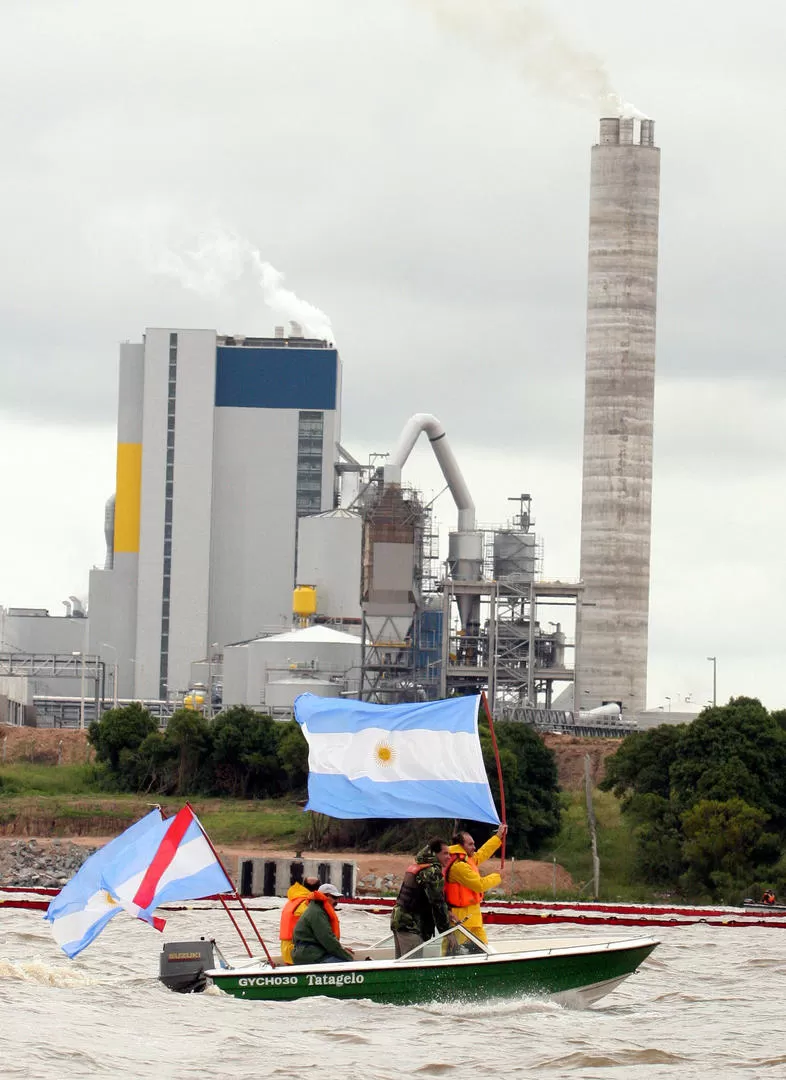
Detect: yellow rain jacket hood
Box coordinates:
(279, 882, 313, 964)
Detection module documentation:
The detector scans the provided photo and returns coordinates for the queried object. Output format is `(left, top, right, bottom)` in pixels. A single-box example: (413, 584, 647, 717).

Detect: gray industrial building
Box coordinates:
(577, 116, 661, 716)
(88, 327, 342, 702)
(2, 119, 665, 733)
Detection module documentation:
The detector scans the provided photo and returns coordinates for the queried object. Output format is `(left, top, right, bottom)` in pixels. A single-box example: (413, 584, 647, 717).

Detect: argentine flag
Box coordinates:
(43, 808, 164, 958)
(294, 694, 500, 824)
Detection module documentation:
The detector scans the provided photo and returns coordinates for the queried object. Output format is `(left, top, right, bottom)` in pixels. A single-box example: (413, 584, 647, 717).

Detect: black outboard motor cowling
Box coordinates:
(159, 939, 215, 993)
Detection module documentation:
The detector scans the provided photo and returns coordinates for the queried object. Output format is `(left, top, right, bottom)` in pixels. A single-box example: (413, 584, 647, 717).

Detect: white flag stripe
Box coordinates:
(306, 727, 488, 784)
(111, 833, 222, 911)
(153, 833, 222, 896)
(49, 889, 118, 948)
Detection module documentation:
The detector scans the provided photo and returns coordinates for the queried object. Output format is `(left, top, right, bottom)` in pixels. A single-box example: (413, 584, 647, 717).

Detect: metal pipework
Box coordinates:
(383, 413, 476, 533)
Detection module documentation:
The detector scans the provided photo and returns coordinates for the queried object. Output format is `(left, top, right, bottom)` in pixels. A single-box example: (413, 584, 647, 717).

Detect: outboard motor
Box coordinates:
(159, 939, 215, 993)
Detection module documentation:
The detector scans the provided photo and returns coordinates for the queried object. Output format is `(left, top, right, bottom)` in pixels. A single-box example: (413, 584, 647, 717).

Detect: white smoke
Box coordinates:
(414, 0, 647, 118)
(154, 226, 335, 341)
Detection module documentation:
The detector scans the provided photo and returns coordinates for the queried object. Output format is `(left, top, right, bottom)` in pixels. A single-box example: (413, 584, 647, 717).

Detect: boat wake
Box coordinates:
(0, 959, 97, 987)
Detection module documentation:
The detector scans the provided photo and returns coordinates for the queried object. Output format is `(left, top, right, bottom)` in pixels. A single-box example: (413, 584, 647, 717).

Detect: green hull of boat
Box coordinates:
(210, 941, 656, 1005)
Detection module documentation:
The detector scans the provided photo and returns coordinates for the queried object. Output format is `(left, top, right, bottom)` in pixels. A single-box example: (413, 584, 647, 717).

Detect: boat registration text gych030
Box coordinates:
(237, 972, 366, 989)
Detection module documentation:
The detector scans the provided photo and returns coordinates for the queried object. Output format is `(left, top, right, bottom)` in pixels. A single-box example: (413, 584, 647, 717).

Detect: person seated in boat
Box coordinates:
(390, 836, 452, 958)
(279, 875, 321, 964)
(761, 889, 776, 905)
(444, 824, 508, 945)
(292, 883, 355, 965)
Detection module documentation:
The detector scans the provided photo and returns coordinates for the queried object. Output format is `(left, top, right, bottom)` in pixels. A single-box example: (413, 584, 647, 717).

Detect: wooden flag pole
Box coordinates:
(480, 692, 507, 868)
(186, 803, 277, 967)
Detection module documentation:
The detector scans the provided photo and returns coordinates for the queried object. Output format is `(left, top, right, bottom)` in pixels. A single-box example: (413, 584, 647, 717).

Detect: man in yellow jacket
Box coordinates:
(444, 824, 508, 945)
(279, 875, 321, 964)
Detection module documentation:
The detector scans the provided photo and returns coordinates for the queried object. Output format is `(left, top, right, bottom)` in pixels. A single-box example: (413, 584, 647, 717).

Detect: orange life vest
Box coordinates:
(281, 892, 342, 941)
(279, 894, 312, 941)
(313, 893, 342, 939)
(444, 852, 483, 907)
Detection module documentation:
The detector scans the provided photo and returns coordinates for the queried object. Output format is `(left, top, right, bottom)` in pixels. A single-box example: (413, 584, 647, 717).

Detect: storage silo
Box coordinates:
(296, 509, 362, 624)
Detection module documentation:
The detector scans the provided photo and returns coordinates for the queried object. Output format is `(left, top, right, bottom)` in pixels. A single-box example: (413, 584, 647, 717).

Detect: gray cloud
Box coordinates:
(1, 0, 785, 705)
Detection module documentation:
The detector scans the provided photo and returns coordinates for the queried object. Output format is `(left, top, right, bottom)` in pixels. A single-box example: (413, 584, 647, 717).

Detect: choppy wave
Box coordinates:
(1, 909, 785, 1079)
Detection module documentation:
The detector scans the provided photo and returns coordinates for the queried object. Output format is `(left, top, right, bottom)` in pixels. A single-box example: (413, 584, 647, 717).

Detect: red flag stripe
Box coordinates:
(132, 805, 193, 910)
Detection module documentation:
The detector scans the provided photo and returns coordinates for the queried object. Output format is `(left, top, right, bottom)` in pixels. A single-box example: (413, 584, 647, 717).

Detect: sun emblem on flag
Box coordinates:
(374, 740, 396, 767)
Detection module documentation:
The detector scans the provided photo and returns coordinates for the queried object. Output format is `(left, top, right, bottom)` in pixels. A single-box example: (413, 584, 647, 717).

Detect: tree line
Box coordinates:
(87, 705, 562, 858)
(601, 697, 786, 902)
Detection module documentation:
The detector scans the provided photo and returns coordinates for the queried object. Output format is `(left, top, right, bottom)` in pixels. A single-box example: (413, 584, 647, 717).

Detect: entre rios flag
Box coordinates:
(45, 805, 233, 958)
(294, 693, 500, 824)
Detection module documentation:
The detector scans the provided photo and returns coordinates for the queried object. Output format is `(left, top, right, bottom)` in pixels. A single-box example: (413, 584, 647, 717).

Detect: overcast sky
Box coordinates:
(1, 0, 784, 710)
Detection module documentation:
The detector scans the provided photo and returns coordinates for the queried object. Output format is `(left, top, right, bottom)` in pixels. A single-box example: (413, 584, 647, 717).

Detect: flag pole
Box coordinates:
(480, 692, 507, 868)
(186, 803, 277, 967)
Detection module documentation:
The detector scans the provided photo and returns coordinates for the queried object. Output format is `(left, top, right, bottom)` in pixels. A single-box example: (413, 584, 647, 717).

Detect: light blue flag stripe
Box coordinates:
(44, 809, 164, 923)
(59, 908, 122, 959)
(306, 774, 500, 825)
(144, 864, 233, 910)
(295, 693, 480, 734)
(44, 809, 165, 958)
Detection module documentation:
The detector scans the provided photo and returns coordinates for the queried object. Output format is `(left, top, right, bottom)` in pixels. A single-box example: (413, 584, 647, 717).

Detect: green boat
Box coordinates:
(160, 925, 658, 1008)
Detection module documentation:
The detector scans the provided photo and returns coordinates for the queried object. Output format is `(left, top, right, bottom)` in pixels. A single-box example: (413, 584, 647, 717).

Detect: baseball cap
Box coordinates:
(318, 883, 342, 898)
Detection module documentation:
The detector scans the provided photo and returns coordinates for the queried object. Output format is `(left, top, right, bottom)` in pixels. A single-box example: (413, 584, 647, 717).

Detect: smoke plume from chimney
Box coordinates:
(414, 0, 646, 118)
(155, 226, 335, 341)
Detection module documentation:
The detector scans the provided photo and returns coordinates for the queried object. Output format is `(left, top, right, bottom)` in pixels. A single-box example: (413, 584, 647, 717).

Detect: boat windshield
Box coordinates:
(396, 925, 490, 962)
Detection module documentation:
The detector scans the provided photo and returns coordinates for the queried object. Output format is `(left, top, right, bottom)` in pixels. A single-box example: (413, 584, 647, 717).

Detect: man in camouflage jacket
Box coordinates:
(390, 837, 452, 958)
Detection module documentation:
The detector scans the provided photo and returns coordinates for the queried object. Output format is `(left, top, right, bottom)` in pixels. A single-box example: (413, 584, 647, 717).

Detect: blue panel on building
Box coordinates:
(215, 347, 338, 409)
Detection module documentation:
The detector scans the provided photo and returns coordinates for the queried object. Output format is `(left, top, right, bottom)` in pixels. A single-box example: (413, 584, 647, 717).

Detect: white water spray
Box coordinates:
(414, 0, 647, 118)
(155, 227, 335, 341)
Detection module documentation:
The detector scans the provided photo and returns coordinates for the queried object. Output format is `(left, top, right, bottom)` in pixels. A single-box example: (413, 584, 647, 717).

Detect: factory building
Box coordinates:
(88, 327, 341, 702)
(577, 116, 661, 715)
(223, 624, 361, 714)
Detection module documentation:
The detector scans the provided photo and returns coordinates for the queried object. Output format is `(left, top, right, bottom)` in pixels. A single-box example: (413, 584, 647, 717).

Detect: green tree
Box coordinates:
(88, 703, 158, 780)
(164, 709, 211, 794)
(478, 721, 561, 857)
(600, 698, 786, 897)
(680, 797, 778, 901)
(599, 724, 685, 804)
(210, 707, 283, 797)
(626, 794, 686, 885)
(670, 698, 786, 828)
(275, 721, 309, 791)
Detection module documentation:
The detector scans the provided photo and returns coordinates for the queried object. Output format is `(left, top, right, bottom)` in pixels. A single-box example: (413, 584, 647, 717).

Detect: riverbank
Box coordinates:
(0, 836, 574, 895)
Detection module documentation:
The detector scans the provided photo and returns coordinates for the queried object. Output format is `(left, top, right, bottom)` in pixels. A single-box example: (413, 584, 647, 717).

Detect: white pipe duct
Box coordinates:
(384, 413, 476, 532)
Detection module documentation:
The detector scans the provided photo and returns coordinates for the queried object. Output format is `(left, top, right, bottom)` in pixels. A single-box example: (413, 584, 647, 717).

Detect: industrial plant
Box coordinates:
(0, 117, 659, 737)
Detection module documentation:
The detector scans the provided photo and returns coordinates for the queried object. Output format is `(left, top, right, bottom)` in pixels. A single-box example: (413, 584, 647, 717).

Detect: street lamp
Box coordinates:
(129, 658, 144, 702)
(72, 651, 86, 730)
(707, 656, 717, 707)
(102, 644, 119, 709)
(665, 696, 672, 712)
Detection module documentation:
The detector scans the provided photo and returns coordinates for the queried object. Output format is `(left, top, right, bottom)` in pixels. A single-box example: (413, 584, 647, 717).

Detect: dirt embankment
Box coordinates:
(2, 725, 622, 788)
(542, 734, 622, 790)
(0, 725, 93, 765)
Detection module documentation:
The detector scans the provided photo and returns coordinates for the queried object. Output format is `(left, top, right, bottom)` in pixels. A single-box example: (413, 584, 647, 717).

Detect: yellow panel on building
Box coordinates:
(114, 442, 142, 553)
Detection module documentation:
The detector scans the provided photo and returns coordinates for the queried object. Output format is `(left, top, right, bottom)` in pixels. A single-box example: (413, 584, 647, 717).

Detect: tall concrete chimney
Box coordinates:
(577, 117, 661, 715)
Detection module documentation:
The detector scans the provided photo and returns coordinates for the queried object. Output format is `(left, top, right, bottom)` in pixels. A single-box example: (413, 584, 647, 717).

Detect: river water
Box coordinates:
(2, 902, 785, 1079)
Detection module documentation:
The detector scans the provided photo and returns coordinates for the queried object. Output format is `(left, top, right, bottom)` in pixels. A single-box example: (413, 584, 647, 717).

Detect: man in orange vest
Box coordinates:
(292, 883, 354, 965)
(279, 875, 321, 964)
(444, 824, 508, 945)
